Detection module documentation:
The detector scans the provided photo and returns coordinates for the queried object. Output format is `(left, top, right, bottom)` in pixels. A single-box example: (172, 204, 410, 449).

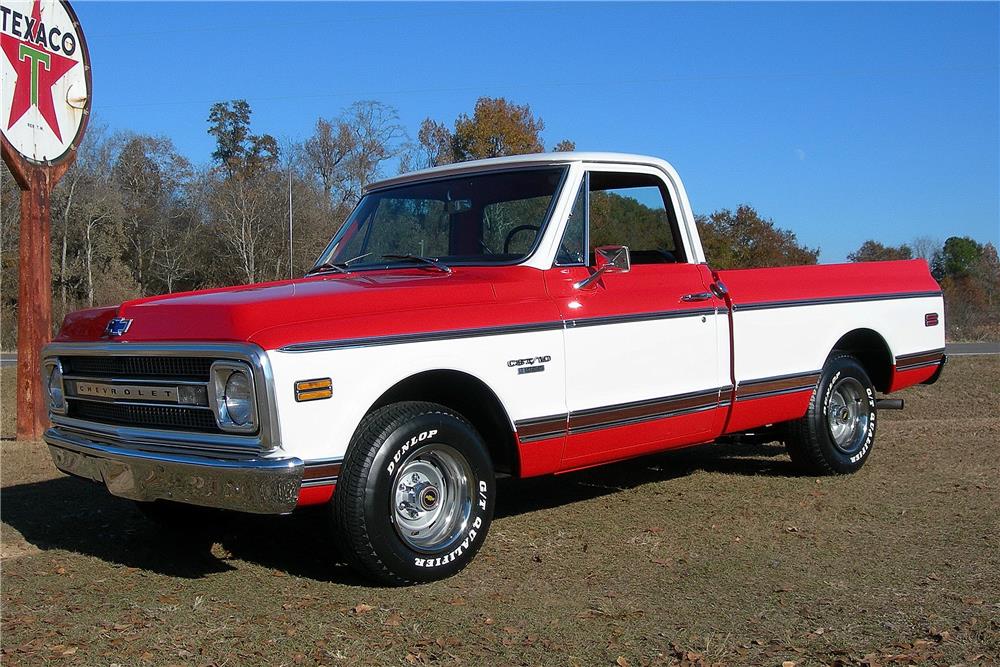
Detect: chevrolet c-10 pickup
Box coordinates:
(42, 152, 945, 583)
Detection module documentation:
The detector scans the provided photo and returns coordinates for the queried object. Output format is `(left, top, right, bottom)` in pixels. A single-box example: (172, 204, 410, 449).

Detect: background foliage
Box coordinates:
(1, 96, 996, 345)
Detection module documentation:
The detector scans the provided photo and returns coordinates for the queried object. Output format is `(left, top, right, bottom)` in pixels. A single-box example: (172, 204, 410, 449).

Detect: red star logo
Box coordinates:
(1, 0, 79, 142)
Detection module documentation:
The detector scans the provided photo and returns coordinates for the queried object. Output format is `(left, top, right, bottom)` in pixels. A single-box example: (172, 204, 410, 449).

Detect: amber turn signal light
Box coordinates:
(295, 378, 332, 402)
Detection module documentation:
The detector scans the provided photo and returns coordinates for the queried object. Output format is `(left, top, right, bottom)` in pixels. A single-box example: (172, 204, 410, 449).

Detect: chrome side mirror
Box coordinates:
(574, 245, 631, 289)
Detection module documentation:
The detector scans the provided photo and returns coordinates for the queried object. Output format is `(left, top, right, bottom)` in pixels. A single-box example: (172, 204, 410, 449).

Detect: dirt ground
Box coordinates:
(1, 358, 997, 666)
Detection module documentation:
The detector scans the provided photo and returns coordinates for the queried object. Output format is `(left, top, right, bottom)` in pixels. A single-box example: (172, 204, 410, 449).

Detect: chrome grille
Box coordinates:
(44, 343, 277, 458)
(59, 354, 229, 435)
(62, 356, 213, 381)
(68, 401, 220, 432)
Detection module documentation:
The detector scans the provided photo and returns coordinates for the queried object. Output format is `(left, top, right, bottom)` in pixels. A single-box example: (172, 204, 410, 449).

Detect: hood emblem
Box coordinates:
(105, 317, 133, 337)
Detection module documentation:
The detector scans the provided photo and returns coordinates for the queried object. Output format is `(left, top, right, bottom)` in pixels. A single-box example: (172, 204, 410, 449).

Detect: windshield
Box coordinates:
(312, 167, 567, 271)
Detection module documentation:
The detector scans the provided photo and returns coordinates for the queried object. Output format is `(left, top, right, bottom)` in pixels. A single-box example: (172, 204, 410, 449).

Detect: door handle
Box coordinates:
(681, 292, 713, 302)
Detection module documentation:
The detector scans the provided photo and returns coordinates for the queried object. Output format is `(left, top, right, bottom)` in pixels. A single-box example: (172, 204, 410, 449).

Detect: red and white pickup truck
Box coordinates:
(42, 152, 945, 584)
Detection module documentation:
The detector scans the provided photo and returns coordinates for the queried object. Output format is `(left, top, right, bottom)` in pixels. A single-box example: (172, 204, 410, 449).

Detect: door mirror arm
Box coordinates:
(574, 245, 631, 290)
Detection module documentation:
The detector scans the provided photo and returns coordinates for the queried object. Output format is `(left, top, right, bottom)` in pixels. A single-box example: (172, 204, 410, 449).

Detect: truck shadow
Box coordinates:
(494, 439, 794, 519)
(0, 440, 792, 583)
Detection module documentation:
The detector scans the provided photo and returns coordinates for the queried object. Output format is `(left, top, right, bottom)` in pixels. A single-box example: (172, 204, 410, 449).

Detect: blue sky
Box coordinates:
(76, 1, 998, 262)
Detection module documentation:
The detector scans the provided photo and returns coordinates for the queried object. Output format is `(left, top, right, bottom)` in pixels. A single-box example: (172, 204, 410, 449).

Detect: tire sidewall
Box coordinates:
(362, 411, 495, 582)
(815, 357, 877, 473)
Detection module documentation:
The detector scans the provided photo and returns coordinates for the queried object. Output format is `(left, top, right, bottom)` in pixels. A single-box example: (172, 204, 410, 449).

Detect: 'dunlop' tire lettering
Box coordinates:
(387, 428, 438, 474)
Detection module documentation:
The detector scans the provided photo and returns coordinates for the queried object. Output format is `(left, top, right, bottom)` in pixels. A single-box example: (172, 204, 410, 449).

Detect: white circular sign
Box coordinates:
(0, 0, 90, 165)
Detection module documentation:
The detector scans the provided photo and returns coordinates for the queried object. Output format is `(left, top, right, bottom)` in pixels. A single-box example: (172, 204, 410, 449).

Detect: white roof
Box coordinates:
(368, 151, 681, 191)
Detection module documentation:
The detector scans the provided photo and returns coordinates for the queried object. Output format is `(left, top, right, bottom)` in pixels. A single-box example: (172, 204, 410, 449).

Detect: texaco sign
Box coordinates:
(0, 0, 90, 165)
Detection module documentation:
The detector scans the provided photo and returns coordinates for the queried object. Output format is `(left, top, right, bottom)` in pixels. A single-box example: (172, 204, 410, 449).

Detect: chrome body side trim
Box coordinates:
(514, 385, 731, 442)
(565, 307, 722, 329)
(894, 347, 946, 372)
(301, 459, 343, 487)
(732, 290, 943, 312)
(278, 308, 724, 353)
(735, 370, 822, 401)
(279, 321, 564, 353)
(45, 428, 303, 514)
(42, 342, 281, 455)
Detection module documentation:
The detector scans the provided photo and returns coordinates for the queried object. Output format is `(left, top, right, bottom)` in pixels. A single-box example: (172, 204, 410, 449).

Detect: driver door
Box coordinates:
(545, 169, 728, 470)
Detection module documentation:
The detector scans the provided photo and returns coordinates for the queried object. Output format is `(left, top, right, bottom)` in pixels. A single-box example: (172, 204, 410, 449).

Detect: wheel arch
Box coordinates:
(367, 369, 520, 477)
(830, 328, 893, 392)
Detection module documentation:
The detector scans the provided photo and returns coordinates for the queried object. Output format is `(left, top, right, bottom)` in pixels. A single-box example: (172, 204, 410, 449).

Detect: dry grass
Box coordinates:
(1, 358, 997, 666)
(1, 364, 15, 440)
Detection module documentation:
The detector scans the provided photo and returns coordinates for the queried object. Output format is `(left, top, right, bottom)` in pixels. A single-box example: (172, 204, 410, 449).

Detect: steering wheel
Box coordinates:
(556, 242, 586, 265)
(503, 225, 539, 254)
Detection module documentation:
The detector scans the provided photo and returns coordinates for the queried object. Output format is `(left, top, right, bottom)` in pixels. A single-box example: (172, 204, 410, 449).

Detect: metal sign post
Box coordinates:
(1, 0, 91, 439)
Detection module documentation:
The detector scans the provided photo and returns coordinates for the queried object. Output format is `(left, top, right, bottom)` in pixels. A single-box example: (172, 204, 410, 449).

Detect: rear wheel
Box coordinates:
(333, 401, 495, 585)
(785, 354, 877, 475)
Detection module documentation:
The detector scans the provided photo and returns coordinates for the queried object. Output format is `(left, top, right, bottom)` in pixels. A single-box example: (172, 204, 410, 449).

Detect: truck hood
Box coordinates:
(54, 268, 528, 350)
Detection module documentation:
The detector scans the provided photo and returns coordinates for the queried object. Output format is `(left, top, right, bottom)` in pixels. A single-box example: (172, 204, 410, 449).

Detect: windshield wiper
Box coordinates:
(305, 252, 373, 276)
(305, 262, 348, 276)
(381, 254, 452, 274)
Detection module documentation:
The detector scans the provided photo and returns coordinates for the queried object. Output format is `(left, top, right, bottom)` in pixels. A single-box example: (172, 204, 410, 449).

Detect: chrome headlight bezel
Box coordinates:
(209, 361, 258, 434)
(42, 359, 67, 415)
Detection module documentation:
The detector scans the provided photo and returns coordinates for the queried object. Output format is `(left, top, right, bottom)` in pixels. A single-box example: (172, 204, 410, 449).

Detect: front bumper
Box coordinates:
(45, 428, 304, 514)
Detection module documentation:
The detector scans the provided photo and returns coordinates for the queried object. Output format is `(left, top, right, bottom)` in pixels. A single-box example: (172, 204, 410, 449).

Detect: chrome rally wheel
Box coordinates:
(392, 444, 475, 552)
(826, 376, 870, 455)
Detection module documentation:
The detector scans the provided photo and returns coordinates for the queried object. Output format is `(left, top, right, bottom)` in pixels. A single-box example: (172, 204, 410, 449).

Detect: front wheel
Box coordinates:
(785, 354, 877, 475)
(333, 401, 495, 585)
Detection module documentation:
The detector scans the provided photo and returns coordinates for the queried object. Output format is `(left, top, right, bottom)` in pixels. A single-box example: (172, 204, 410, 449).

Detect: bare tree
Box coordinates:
(212, 171, 285, 285)
(302, 118, 355, 204)
(113, 133, 192, 294)
(68, 132, 124, 306)
(151, 219, 195, 293)
(342, 101, 406, 202)
(911, 236, 941, 264)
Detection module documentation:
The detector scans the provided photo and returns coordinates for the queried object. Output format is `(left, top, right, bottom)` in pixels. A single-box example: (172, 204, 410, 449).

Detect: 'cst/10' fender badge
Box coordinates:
(508, 355, 551, 375)
(105, 317, 133, 337)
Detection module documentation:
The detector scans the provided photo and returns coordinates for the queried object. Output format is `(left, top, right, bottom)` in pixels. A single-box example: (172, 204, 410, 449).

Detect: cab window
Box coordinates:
(588, 171, 685, 264)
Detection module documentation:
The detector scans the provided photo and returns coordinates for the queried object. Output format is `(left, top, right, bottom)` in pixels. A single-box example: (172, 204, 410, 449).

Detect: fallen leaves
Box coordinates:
(666, 644, 715, 666)
(0, 362, 994, 667)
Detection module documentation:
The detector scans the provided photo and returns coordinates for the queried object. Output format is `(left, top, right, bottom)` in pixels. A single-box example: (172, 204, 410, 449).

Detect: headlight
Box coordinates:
(224, 371, 253, 426)
(43, 360, 66, 414)
(210, 362, 257, 433)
